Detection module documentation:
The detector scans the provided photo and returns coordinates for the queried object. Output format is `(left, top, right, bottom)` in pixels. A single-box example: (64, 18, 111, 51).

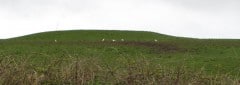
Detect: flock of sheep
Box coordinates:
(54, 39, 158, 42)
(101, 39, 125, 42)
(101, 39, 158, 42)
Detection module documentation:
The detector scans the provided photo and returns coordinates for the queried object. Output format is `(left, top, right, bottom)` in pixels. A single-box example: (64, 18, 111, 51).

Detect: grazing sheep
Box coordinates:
(154, 39, 158, 42)
(54, 39, 57, 42)
(121, 39, 124, 41)
(102, 38, 105, 42)
(112, 39, 116, 42)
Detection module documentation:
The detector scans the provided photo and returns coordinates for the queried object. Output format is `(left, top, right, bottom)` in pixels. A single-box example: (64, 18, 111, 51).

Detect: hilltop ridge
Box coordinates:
(7, 30, 186, 42)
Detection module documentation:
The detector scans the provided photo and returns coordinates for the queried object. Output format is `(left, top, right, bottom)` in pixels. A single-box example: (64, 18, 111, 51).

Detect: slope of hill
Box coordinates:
(7, 30, 186, 41)
(0, 30, 240, 84)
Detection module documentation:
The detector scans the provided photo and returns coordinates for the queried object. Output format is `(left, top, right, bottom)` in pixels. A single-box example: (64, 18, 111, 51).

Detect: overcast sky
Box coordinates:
(0, 0, 240, 39)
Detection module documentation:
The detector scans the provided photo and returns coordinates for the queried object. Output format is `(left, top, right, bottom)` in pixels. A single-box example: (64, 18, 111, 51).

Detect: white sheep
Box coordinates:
(54, 39, 57, 42)
(112, 39, 116, 42)
(102, 38, 105, 42)
(154, 39, 158, 42)
(121, 39, 124, 41)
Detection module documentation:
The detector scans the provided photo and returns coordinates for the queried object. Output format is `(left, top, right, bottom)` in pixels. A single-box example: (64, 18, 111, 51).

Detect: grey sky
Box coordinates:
(0, 0, 240, 39)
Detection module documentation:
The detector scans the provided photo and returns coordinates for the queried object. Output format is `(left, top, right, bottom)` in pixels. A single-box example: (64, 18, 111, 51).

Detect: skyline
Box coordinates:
(0, 0, 240, 39)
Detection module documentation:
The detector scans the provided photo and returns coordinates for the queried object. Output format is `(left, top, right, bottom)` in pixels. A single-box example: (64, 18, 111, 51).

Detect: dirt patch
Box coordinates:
(99, 41, 184, 53)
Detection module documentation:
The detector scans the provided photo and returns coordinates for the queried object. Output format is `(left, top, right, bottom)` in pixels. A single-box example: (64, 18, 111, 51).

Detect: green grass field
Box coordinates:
(0, 30, 240, 84)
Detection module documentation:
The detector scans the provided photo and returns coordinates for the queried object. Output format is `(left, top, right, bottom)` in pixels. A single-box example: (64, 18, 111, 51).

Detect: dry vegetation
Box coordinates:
(0, 55, 239, 85)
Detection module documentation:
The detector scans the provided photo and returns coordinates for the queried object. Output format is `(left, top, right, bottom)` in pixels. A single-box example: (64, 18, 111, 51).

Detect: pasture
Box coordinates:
(0, 30, 240, 84)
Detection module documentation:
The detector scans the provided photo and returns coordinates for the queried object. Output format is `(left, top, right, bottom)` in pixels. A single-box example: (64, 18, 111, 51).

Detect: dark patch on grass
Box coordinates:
(101, 41, 184, 53)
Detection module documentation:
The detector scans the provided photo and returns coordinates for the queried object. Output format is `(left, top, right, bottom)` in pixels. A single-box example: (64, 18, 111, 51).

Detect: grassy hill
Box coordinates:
(1, 30, 240, 84)
(7, 30, 184, 41)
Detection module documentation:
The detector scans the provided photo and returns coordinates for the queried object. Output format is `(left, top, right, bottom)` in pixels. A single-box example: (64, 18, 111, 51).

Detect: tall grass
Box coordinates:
(0, 55, 239, 85)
